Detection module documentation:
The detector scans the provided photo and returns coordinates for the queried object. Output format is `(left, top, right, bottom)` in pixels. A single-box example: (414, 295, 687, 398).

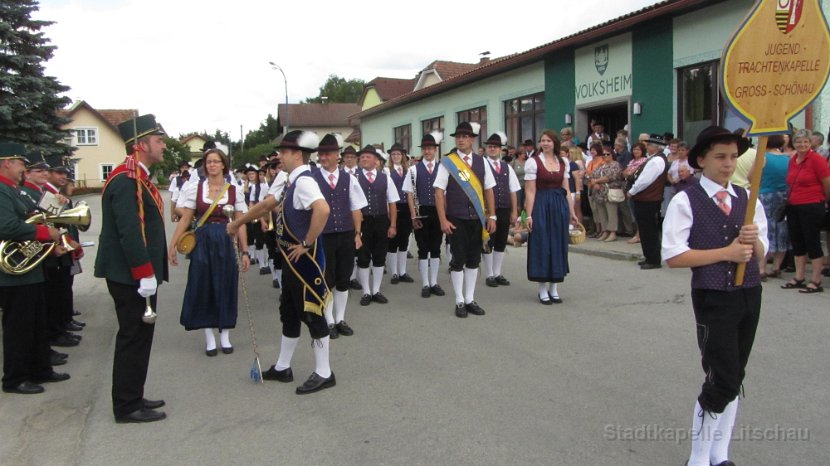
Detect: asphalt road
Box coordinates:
(1, 192, 827, 466)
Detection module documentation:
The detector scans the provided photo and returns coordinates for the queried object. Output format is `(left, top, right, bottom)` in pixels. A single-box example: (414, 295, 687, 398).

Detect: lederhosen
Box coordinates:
(41, 183, 74, 341)
(387, 166, 412, 253)
(412, 161, 441, 260)
(489, 159, 512, 253)
(445, 154, 486, 271)
(278, 172, 328, 339)
(686, 184, 761, 414)
(244, 182, 265, 250)
(356, 169, 391, 268)
(631, 153, 669, 266)
(1, 177, 52, 389)
(313, 168, 356, 292)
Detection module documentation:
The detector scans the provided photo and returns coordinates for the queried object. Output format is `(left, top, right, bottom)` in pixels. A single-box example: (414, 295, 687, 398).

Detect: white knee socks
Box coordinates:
(419, 259, 429, 287)
(397, 251, 408, 277)
(482, 253, 494, 278)
(371, 266, 385, 294)
(359, 267, 371, 295)
(710, 398, 738, 465)
(387, 252, 397, 277)
(688, 401, 720, 466)
(463, 267, 478, 303)
(429, 258, 440, 286)
(333, 290, 348, 324)
(275, 336, 299, 371)
(493, 251, 505, 277)
(204, 328, 216, 351)
(323, 299, 334, 325)
(219, 329, 231, 348)
(450, 270, 464, 303)
(313, 336, 332, 378)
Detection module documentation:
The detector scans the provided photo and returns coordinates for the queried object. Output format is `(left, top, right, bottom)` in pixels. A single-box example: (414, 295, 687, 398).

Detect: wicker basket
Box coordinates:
(568, 223, 586, 245)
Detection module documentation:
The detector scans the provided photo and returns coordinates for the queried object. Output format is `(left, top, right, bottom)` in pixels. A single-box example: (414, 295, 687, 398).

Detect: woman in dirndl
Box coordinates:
(525, 129, 578, 305)
(168, 149, 250, 356)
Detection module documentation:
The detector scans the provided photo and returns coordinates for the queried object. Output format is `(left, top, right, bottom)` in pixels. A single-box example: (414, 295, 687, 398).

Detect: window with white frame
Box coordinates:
(101, 164, 114, 180)
(75, 128, 98, 145)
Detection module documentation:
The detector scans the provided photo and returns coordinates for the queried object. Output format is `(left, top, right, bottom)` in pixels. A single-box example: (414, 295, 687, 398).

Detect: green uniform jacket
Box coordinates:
(0, 177, 46, 286)
(94, 171, 168, 285)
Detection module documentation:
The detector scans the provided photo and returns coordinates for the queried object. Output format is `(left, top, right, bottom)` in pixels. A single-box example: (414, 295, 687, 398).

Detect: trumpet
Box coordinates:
(0, 203, 91, 275)
(410, 167, 426, 219)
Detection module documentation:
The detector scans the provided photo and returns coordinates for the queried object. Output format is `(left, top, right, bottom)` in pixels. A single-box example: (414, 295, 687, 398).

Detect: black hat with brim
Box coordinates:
(644, 134, 667, 146)
(318, 133, 344, 153)
(0, 142, 29, 163)
(341, 146, 357, 156)
(688, 126, 751, 169)
(117, 114, 166, 145)
(276, 130, 319, 153)
(450, 122, 477, 137)
(389, 143, 406, 155)
(523, 139, 535, 146)
(419, 134, 440, 148)
(243, 165, 258, 173)
(358, 145, 382, 160)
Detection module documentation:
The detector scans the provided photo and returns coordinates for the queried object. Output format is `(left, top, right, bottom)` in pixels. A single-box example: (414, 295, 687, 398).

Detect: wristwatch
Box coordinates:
(241, 251, 250, 257)
(301, 240, 309, 248)
(488, 215, 497, 221)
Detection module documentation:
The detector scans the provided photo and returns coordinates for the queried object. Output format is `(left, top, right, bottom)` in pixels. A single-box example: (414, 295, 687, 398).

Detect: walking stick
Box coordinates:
(223, 205, 263, 383)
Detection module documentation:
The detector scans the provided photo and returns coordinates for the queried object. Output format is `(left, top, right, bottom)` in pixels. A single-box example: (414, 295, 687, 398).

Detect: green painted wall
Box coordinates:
(545, 51, 575, 131)
(631, 21, 674, 136)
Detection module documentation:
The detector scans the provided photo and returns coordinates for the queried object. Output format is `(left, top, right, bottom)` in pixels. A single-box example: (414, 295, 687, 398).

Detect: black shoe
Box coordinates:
(64, 332, 82, 342)
(50, 354, 67, 366)
(360, 294, 372, 306)
(485, 276, 498, 287)
(349, 279, 362, 290)
(430, 285, 446, 296)
(640, 263, 662, 270)
(142, 398, 166, 409)
(390, 274, 400, 284)
(259, 267, 270, 275)
(205, 348, 218, 357)
(262, 365, 294, 382)
(335, 321, 354, 336)
(71, 319, 86, 327)
(465, 301, 485, 316)
(272, 279, 281, 289)
(65, 321, 84, 332)
(421, 286, 431, 298)
(551, 295, 563, 304)
(115, 407, 166, 424)
(455, 303, 468, 318)
(50, 349, 69, 359)
(539, 294, 553, 305)
(328, 324, 339, 339)
(372, 292, 388, 304)
(296, 372, 336, 394)
(398, 273, 414, 283)
(711, 461, 737, 466)
(49, 334, 79, 347)
(2, 382, 45, 394)
(31, 372, 70, 383)
(221, 346, 234, 354)
(637, 260, 647, 266)
(495, 275, 510, 286)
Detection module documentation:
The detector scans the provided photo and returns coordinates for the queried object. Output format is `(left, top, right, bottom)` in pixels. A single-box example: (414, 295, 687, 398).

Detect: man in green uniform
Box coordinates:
(94, 115, 169, 423)
(0, 142, 68, 394)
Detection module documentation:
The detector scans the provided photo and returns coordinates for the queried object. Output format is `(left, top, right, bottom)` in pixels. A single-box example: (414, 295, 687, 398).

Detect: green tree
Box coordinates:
(155, 137, 191, 184)
(0, 0, 72, 151)
(304, 75, 366, 103)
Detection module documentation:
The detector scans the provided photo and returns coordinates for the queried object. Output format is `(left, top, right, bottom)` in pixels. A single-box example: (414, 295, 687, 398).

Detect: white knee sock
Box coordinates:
(482, 252, 494, 278)
(350, 262, 357, 280)
(419, 259, 429, 287)
(538, 283, 549, 300)
(429, 258, 440, 286)
(256, 248, 266, 268)
(445, 243, 452, 263)
(219, 329, 231, 348)
(710, 398, 738, 465)
(323, 299, 334, 325)
(397, 251, 408, 277)
(204, 328, 216, 351)
(688, 401, 720, 466)
(493, 251, 505, 277)
(463, 267, 478, 304)
(358, 267, 371, 295)
(371, 266, 385, 294)
(333, 290, 348, 323)
(312, 336, 332, 378)
(275, 336, 299, 370)
(387, 252, 398, 277)
(550, 283, 559, 299)
(450, 270, 464, 304)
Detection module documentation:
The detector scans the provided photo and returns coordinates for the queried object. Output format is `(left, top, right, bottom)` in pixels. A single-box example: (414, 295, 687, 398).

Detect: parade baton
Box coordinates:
(721, 0, 830, 285)
(223, 205, 263, 383)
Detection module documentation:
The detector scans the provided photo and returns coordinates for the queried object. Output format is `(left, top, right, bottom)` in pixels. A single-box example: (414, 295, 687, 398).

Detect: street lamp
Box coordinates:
(268, 61, 289, 133)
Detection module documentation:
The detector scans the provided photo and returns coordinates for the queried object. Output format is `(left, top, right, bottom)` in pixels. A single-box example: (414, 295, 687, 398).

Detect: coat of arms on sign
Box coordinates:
(595, 44, 609, 75)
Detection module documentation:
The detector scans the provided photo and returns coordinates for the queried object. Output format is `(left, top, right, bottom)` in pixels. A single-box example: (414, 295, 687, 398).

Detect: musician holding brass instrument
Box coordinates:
(94, 115, 168, 423)
(403, 132, 446, 298)
(312, 133, 367, 339)
(0, 142, 69, 395)
(169, 148, 249, 357)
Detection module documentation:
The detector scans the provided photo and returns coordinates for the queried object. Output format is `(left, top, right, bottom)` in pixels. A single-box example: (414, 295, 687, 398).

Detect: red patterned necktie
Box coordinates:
(715, 190, 731, 216)
(367, 171, 375, 183)
(463, 155, 470, 165)
(328, 173, 336, 189)
(398, 167, 403, 177)
(427, 162, 433, 174)
(494, 162, 501, 174)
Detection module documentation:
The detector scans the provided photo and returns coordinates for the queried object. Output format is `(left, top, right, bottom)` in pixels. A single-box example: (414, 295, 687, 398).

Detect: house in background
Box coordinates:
(276, 102, 360, 153)
(360, 77, 416, 111)
(180, 133, 210, 160)
(58, 101, 137, 188)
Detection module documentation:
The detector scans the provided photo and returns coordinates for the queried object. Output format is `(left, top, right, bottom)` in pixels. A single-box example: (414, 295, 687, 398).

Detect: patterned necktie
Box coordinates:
(367, 171, 375, 183)
(427, 162, 433, 174)
(715, 190, 731, 216)
(398, 167, 403, 177)
(463, 155, 470, 165)
(328, 173, 336, 189)
(494, 162, 501, 174)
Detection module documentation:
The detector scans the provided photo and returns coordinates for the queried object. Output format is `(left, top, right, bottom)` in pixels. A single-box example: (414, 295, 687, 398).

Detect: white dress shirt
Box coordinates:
(433, 152, 496, 190)
(628, 153, 667, 196)
(360, 168, 400, 203)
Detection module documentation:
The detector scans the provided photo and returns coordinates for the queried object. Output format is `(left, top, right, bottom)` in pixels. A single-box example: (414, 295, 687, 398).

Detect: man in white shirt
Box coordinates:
(627, 134, 668, 269)
(481, 131, 520, 287)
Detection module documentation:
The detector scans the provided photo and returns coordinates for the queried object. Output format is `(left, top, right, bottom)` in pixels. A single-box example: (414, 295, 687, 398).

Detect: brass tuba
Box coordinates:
(0, 203, 92, 275)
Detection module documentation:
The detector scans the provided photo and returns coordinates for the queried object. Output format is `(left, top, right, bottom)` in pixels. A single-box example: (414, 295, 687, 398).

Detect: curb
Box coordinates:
(569, 245, 641, 262)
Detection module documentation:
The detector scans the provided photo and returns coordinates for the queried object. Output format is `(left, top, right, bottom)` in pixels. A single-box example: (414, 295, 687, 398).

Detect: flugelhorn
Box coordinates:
(410, 167, 426, 219)
(0, 203, 91, 275)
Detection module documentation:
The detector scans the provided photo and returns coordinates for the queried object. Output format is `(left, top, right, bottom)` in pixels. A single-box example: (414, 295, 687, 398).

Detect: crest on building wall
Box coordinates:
(776, 0, 803, 34)
(594, 44, 609, 75)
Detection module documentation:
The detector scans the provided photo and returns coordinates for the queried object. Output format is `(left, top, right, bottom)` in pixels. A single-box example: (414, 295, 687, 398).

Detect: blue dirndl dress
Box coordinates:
(180, 184, 239, 330)
(527, 155, 570, 283)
